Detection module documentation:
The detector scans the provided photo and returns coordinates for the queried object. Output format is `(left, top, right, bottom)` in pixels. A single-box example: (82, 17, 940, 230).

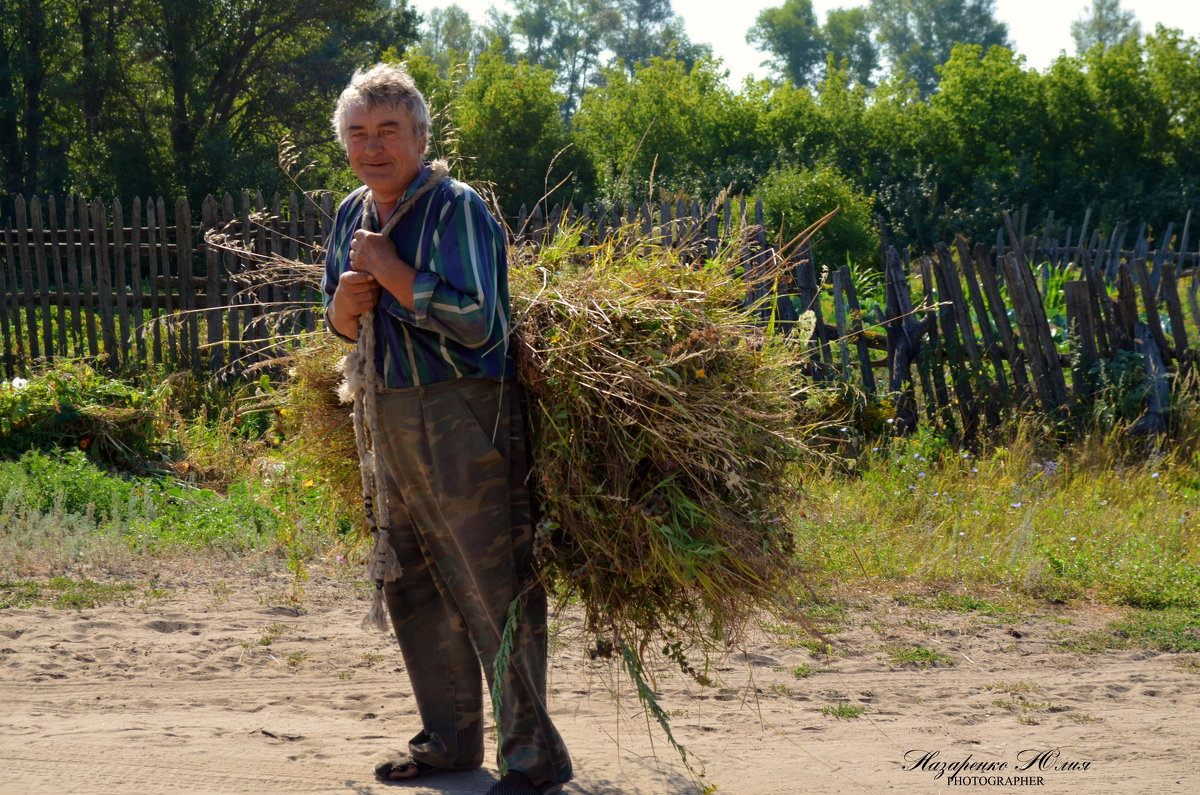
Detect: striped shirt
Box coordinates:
(322, 165, 515, 388)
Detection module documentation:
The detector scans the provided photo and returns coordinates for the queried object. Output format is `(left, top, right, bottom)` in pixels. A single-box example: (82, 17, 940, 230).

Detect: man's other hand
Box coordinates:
(329, 270, 381, 339)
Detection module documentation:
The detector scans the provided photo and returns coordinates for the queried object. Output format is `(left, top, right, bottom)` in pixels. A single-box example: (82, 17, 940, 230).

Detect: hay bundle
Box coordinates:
(270, 217, 826, 668)
(509, 224, 825, 664)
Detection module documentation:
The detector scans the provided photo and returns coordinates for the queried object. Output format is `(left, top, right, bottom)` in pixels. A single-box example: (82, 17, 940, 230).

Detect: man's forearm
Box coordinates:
(369, 256, 417, 311)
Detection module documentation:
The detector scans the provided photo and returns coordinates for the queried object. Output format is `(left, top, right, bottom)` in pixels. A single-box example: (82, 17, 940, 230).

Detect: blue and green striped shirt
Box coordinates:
(322, 165, 516, 388)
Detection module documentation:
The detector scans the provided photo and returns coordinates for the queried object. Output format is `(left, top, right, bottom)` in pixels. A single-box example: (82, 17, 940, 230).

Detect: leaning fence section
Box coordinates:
(3, 193, 1199, 440)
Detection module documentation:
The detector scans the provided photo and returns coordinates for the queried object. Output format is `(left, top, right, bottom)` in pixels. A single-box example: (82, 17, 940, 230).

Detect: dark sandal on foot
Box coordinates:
(374, 753, 444, 783)
(487, 770, 563, 795)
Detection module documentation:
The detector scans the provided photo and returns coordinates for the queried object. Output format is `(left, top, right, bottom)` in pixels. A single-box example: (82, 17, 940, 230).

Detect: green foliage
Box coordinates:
(456, 53, 592, 214)
(573, 56, 762, 201)
(2, 0, 420, 201)
(1089, 350, 1153, 426)
(756, 163, 879, 267)
(869, 0, 1010, 98)
(1072, 0, 1141, 55)
(0, 361, 171, 467)
(797, 417, 1200, 611)
(0, 577, 138, 609)
(747, 0, 824, 86)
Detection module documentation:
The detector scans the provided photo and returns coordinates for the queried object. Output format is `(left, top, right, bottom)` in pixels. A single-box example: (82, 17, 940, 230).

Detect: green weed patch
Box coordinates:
(0, 577, 138, 609)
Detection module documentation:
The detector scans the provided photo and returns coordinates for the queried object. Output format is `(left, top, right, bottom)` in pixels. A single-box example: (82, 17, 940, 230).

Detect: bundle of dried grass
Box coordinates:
(509, 223, 828, 670)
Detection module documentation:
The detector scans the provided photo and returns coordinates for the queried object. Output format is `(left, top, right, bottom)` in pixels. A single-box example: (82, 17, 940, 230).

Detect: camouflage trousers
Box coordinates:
(374, 377, 572, 788)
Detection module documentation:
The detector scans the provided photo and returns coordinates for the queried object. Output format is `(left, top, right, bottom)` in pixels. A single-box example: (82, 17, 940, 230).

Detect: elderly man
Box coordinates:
(322, 63, 572, 795)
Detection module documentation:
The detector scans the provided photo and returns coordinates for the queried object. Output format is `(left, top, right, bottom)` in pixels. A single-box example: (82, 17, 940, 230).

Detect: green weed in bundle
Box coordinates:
(509, 224, 830, 669)
(274, 334, 366, 538)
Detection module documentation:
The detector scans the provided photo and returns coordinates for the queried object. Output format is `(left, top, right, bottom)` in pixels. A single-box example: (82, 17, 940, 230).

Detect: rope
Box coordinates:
(337, 160, 450, 632)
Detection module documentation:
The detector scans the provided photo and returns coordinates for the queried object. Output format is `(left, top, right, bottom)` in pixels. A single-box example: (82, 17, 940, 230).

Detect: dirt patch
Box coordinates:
(1, 560, 1195, 793)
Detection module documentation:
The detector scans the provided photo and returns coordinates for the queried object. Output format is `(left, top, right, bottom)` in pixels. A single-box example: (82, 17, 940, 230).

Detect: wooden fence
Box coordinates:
(1, 192, 333, 376)
(3, 193, 1199, 439)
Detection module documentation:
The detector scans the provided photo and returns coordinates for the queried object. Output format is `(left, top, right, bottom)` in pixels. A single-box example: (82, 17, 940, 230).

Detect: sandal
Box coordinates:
(487, 770, 564, 794)
(373, 753, 446, 783)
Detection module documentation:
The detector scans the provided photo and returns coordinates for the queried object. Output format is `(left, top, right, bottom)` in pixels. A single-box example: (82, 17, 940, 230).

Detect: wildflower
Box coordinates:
(695, 368, 706, 379)
(918, 472, 926, 478)
(971, 468, 979, 473)
(1011, 501, 1023, 508)
(958, 531, 965, 536)
(886, 418, 894, 424)
(1099, 500, 1108, 505)
(1151, 472, 1159, 479)
(10, 377, 28, 389)
(913, 453, 919, 459)
(974, 511, 981, 516)
(871, 447, 879, 452)
(908, 485, 915, 490)
(840, 427, 848, 433)
(1069, 536, 1077, 542)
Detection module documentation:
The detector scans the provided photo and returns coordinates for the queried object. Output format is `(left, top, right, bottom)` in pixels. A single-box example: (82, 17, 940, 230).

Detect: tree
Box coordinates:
(607, 0, 673, 73)
(455, 52, 591, 215)
(869, 0, 1009, 97)
(747, 0, 825, 87)
(822, 7, 877, 88)
(417, 4, 487, 75)
(1, 0, 74, 195)
(130, 0, 419, 197)
(573, 56, 760, 201)
(757, 163, 878, 267)
(1071, 0, 1140, 55)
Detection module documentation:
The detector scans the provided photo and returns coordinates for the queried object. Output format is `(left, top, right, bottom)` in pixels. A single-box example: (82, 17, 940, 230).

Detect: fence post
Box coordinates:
(176, 197, 198, 372)
(146, 198, 164, 366)
(1, 221, 17, 374)
(1064, 280, 1097, 399)
(1130, 322, 1169, 438)
(999, 252, 1068, 413)
(129, 198, 146, 366)
(113, 198, 131, 368)
(43, 198, 69, 360)
(1159, 263, 1189, 360)
(1131, 257, 1173, 366)
(31, 198, 55, 360)
(92, 199, 116, 365)
(203, 195, 224, 373)
(63, 199, 82, 354)
(16, 197, 39, 361)
(883, 245, 920, 432)
(156, 197, 176, 367)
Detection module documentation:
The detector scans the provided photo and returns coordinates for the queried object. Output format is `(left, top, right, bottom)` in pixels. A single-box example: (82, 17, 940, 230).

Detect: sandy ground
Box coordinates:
(2, 558, 1199, 795)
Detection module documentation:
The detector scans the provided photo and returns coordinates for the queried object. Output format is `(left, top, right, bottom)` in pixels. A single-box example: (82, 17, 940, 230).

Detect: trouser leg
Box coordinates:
(381, 482, 486, 770)
(376, 379, 572, 787)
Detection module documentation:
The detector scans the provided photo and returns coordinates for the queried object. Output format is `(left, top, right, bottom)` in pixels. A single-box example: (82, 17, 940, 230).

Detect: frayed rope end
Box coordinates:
(361, 581, 392, 633)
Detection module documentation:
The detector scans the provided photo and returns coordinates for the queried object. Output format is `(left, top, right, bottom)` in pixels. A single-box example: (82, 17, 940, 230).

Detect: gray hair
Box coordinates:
(331, 63, 431, 152)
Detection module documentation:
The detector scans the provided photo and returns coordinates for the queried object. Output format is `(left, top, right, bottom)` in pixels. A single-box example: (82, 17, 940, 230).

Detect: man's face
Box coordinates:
(344, 103, 426, 203)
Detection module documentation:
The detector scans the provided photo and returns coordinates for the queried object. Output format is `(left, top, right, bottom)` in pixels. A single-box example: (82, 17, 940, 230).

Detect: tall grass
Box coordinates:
(798, 415, 1200, 608)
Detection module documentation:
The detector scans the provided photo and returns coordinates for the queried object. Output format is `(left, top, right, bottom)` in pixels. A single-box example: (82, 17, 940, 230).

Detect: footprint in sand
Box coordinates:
(144, 620, 205, 634)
